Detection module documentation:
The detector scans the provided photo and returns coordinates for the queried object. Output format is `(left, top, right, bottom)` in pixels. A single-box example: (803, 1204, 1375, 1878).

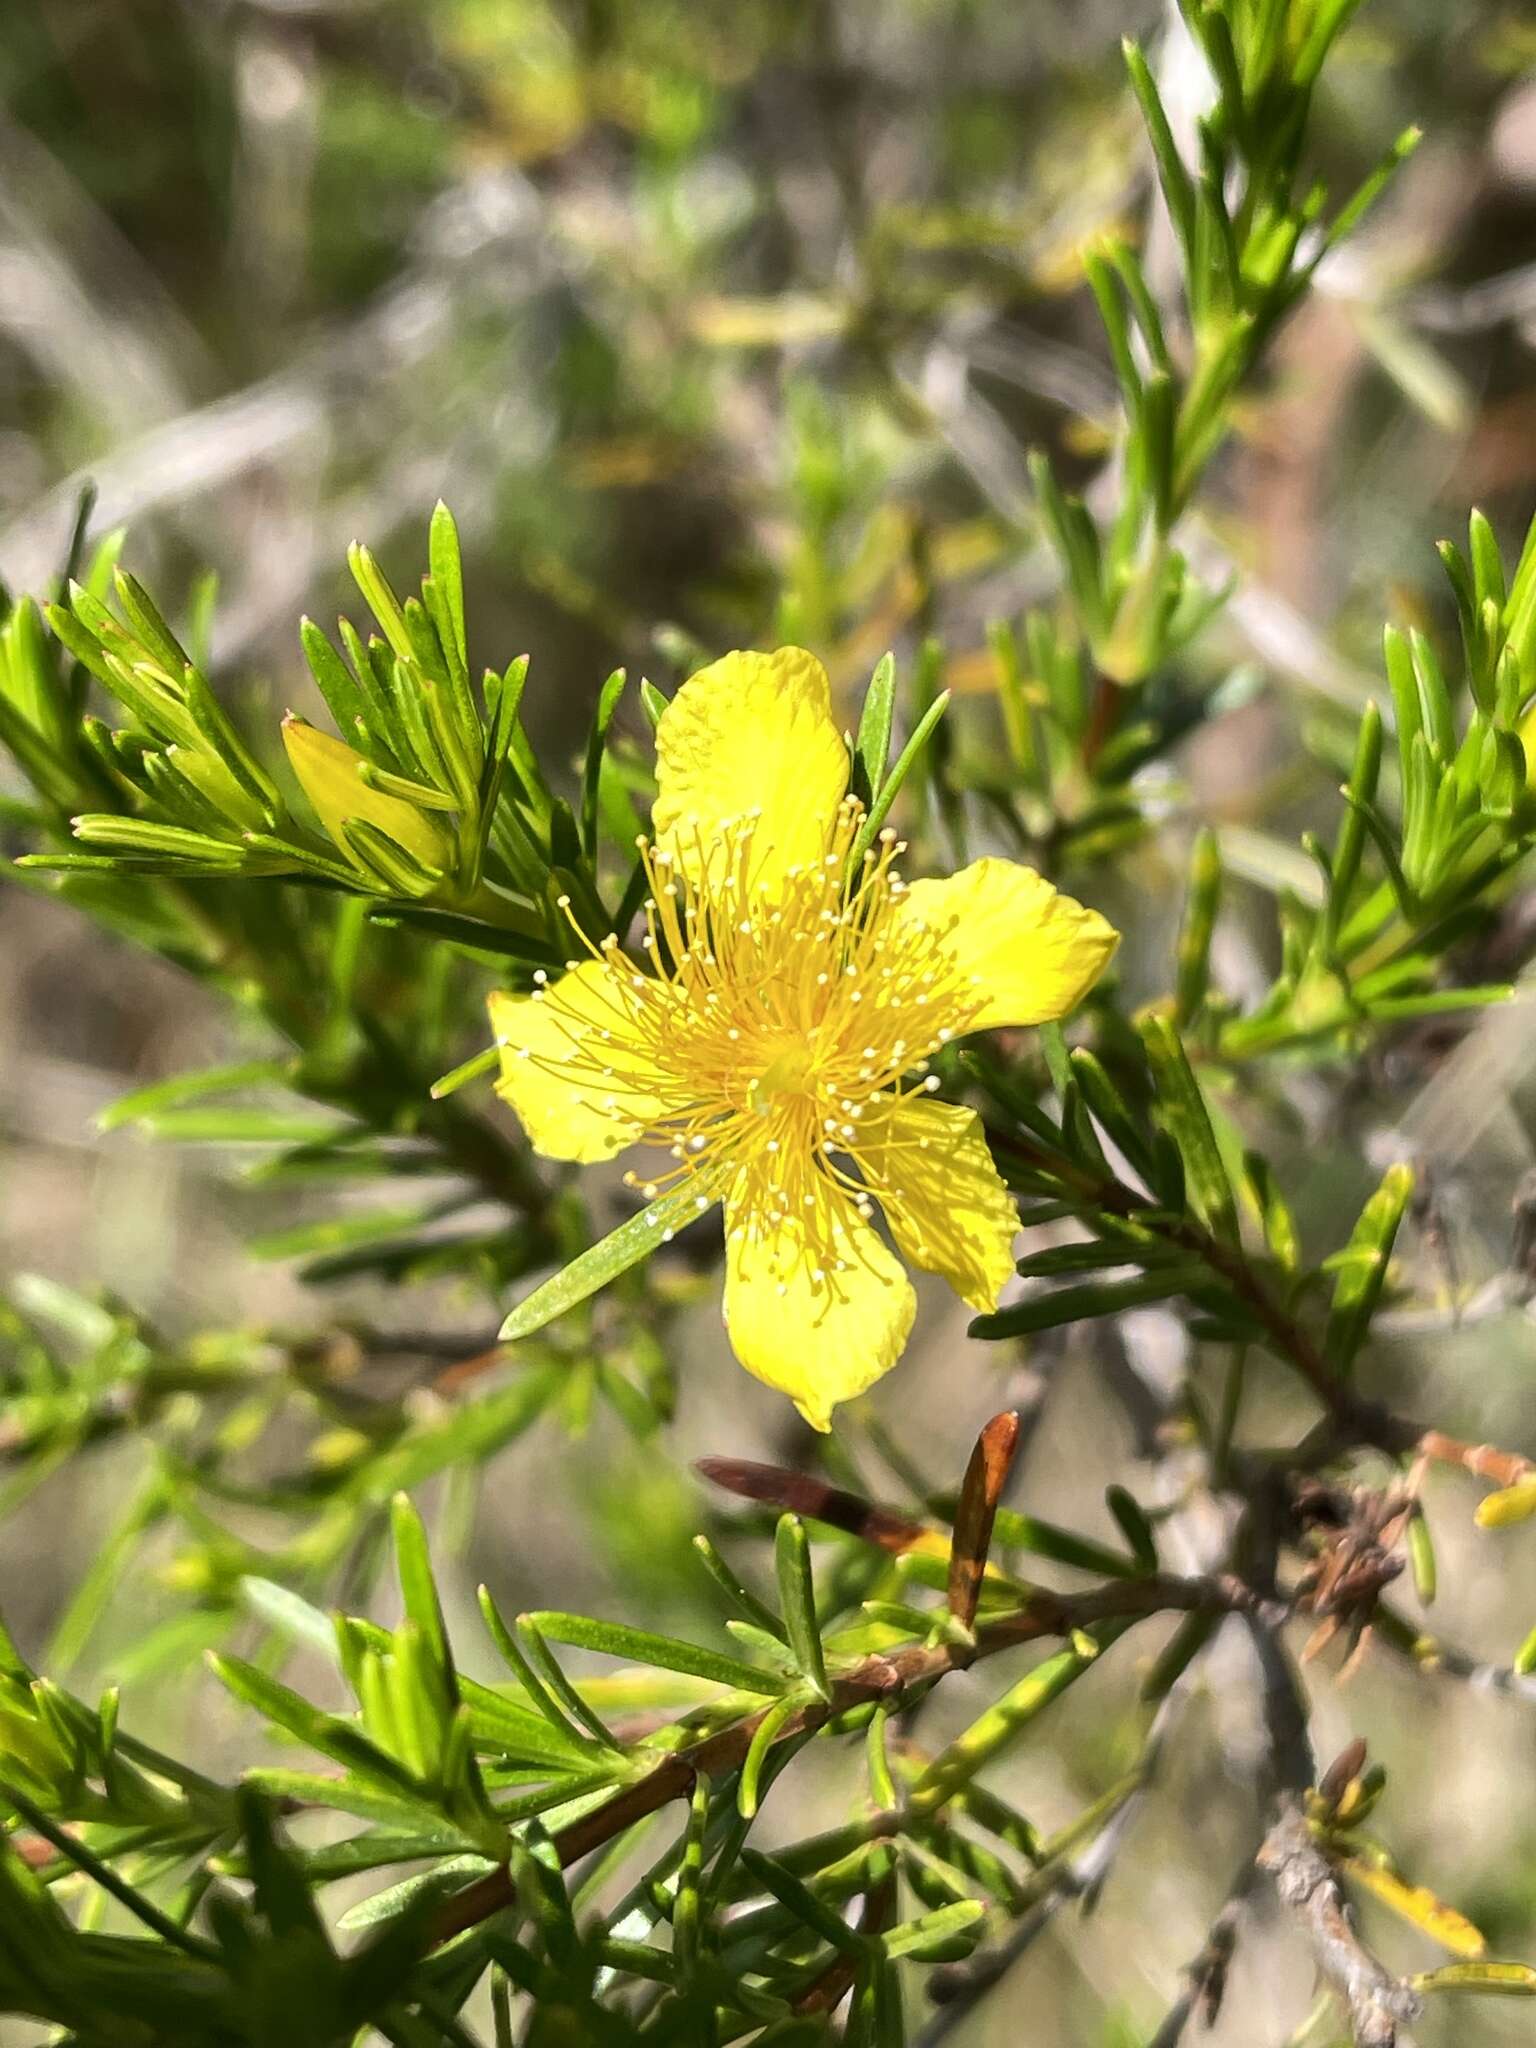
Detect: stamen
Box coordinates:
(501, 794, 986, 1262)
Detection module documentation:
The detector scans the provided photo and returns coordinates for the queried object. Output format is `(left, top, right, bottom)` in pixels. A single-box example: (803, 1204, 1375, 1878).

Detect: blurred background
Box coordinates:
(4, 1, 1536, 2041)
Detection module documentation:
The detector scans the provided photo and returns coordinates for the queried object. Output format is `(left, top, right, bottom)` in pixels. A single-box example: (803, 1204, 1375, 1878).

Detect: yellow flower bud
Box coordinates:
(281, 716, 451, 874)
(1474, 1474, 1536, 1529)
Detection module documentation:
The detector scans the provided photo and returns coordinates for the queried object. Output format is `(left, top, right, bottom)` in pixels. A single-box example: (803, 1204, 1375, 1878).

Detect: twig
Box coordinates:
(1414, 1429, 1534, 1491)
(1144, 1858, 1264, 2048)
(424, 1572, 1274, 1949)
(1374, 1605, 1536, 1706)
(989, 1127, 1418, 1457)
(1257, 1804, 1423, 2048)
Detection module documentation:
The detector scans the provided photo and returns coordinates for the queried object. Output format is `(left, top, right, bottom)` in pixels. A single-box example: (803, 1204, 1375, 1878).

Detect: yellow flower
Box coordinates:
(489, 649, 1118, 1429)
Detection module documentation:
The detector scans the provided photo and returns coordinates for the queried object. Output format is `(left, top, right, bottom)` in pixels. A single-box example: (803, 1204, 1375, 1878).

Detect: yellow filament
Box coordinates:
(504, 797, 986, 1283)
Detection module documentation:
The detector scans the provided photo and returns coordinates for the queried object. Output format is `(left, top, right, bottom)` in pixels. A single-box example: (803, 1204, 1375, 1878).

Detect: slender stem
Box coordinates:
(1211, 1345, 1248, 1488)
(1415, 1429, 1533, 1490)
(424, 1572, 1274, 1949)
(1259, 1805, 1424, 2046)
(991, 1128, 1413, 1452)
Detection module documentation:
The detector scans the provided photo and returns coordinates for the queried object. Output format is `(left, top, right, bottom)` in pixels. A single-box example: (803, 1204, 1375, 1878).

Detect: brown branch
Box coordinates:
(1415, 1429, 1533, 1491)
(793, 1873, 895, 2016)
(425, 1571, 1274, 1950)
(1144, 1863, 1259, 2048)
(990, 1128, 1443, 1465)
(1258, 1805, 1424, 2048)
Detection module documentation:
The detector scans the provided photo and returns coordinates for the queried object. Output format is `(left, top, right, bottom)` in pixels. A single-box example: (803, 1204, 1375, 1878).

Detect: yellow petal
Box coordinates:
(282, 717, 450, 873)
(861, 1095, 1017, 1313)
(892, 857, 1117, 1030)
(652, 648, 848, 898)
(723, 1183, 915, 1431)
(488, 962, 664, 1164)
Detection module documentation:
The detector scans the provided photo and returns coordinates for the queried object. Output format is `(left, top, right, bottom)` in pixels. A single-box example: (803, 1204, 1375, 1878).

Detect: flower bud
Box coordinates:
(282, 716, 450, 873)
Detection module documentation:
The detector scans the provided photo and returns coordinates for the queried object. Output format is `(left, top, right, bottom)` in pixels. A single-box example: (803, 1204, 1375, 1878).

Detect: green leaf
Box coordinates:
(300, 615, 370, 745)
(112, 568, 188, 675)
(1104, 1487, 1157, 1572)
(239, 1787, 328, 1944)
(1067, 1050, 1155, 1180)
(979, 1506, 1141, 1580)
(970, 1265, 1212, 1339)
(391, 1494, 454, 1693)
(724, 1620, 803, 1678)
(340, 817, 444, 899)
(580, 669, 626, 861)
(1322, 1161, 1413, 1376)
(239, 1578, 338, 1661)
(878, 1898, 986, 1962)
(214, 1826, 469, 1883)
(428, 501, 468, 674)
(96, 1059, 291, 1133)
(1173, 827, 1222, 1023)
(356, 758, 461, 811)
(249, 1200, 448, 1263)
(848, 690, 951, 867)
(912, 1628, 1126, 1803)
(429, 1044, 502, 1101)
(774, 1515, 829, 1702)
(498, 1184, 714, 1342)
(242, 1768, 450, 1831)
(336, 1853, 493, 1933)
(513, 1616, 623, 1753)
(738, 1847, 867, 1957)
(457, 1676, 609, 1769)
(209, 1653, 422, 1798)
(126, 1106, 345, 1145)
(518, 1613, 788, 1698)
(1139, 1014, 1238, 1243)
(692, 1535, 790, 1641)
(69, 815, 246, 866)
(475, 1587, 606, 1754)
(1012, 1239, 1172, 1280)
(1240, 1150, 1299, 1271)
(1406, 1504, 1436, 1606)
(1122, 39, 1196, 268)
(852, 653, 896, 807)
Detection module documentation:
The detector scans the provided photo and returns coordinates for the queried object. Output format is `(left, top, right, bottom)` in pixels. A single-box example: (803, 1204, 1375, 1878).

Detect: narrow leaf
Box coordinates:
(1323, 1162, 1413, 1376)
(1140, 1014, 1238, 1243)
(739, 1694, 804, 1819)
(1343, 1855, 1485, 1958)
(775, 1515, 829, 1702)
(519, 1613, 787, 1698)
(853, 653, 897, 807)
(498, 1184, 712, 1342)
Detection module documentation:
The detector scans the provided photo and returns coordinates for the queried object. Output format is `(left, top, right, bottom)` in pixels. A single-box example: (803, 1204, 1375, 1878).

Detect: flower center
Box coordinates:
(749, 1042, 816, 1111)
(525, 796, 984, 1226)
